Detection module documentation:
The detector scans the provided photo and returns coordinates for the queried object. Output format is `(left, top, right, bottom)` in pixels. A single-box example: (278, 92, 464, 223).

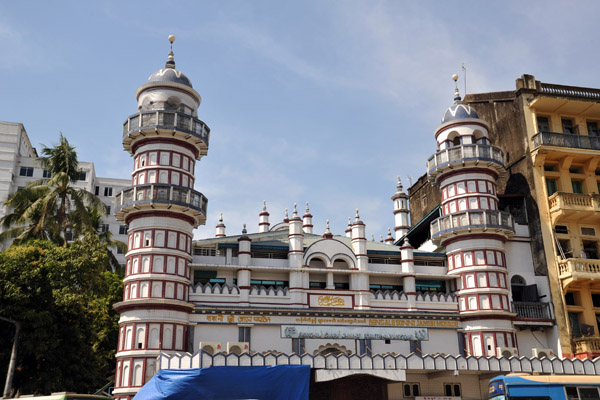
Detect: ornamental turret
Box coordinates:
(428, 75, 515, 357)
(392, 177, 410, 240)
(216, 213, 226, 237)
(302, 202, 313, 234)
(112, 36, 211, 399)
(259, 201, 270, 233)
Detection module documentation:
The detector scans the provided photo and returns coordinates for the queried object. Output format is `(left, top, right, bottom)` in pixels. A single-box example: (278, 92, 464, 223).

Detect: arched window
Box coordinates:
(308, 257, 327, 268)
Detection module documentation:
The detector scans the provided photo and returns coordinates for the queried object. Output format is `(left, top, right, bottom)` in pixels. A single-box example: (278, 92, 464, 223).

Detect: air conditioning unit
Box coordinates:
(227, 342, 250, 355)
(532, 348, 555, 358)
(496, 346, 518, 358)
(199, 341, 222, 355)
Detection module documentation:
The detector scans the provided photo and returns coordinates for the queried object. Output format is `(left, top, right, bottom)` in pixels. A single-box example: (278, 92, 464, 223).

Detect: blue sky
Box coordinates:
(2, 1, 600, 239)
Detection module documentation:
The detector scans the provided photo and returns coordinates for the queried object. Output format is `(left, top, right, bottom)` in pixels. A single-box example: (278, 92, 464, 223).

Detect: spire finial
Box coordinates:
(242, 223, 247, 234)
(219, 212, 223, 222)
(323, 219, 333, 238)
(263, 200, 267, 212)
(371, 234, 375, 241)
(284, 208, 289, 221)
(166, 35, 176, 69)
(293, 203, 298, 217)
(452, 73, 461, 103)
(397, 176, 403, 192)
(379, 235, 383, 243)
(306, 201, 310, 212)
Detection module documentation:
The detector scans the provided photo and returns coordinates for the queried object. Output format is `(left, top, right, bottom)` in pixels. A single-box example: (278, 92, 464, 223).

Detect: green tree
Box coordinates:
(0, 134, 105, 245)
(81, 203, 127, 273)
(0, 235, 123, 395)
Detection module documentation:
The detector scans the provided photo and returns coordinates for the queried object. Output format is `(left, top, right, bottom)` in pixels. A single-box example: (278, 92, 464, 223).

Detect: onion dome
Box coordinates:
(147, 35, 193, 88)
(441, 74, 479, 123)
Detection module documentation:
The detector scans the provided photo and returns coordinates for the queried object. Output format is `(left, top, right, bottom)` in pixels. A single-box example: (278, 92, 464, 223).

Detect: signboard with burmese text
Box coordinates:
(308, 294, 354, 309)
(281, 325, 429, 341)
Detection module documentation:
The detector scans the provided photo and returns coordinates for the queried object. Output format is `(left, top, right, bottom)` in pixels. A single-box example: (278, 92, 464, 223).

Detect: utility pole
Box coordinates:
(1, 317, 20, 399)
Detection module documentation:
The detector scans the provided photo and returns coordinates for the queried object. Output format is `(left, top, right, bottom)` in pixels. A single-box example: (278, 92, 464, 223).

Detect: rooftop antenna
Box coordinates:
(462, 63, 467, 96)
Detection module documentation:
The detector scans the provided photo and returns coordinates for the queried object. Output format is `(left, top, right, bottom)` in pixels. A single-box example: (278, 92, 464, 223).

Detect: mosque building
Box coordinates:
(104, 38, 600, 400)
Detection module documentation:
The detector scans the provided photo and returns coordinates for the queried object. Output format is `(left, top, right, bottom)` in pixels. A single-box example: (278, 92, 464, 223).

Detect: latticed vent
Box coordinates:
(581, 227, 596, 236)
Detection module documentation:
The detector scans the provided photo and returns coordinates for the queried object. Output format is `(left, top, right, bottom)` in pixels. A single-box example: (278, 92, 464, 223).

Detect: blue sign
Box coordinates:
(489, 381, 505, 397)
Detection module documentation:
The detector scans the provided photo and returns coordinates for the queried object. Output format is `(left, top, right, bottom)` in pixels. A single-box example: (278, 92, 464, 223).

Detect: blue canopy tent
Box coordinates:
(133, 365, 310, 400)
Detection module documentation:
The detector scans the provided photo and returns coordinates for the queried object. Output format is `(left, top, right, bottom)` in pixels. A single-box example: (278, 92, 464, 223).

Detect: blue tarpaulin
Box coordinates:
(133, 365, 311, 400)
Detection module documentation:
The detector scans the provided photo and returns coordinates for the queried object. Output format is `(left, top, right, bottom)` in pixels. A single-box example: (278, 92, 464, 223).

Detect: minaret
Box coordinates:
(428, 75, 514, 357)
(113, 36, 211, 399)
(302, 202, 313, 234)
(259, 201, 270, 233)
(216, 212, 226, 237)
(392, 177, 410, 240)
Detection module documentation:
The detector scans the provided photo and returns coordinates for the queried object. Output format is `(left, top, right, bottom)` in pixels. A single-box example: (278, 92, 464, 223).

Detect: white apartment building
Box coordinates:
(0, 121, 130, 264)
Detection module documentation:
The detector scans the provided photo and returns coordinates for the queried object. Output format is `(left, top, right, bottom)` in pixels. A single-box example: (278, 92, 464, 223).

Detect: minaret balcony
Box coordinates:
(122, 110, 210, 157)
(430, 210, 514, 242)
(548, 192, 600, 224)
(114, 183, 207, 227)
(427, 144, 505, 184)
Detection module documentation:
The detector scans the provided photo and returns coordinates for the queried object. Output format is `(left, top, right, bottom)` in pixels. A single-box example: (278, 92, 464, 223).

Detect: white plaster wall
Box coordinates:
(422, 329, 460, 355)
(516, 329, 556, 357)
(248, 325, 289, 354)
(370, 339, 411, 355)
(193, 324, 239, 350)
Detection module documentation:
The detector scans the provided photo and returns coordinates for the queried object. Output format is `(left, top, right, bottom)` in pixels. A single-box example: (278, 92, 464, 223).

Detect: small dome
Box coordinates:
(441, 103, 479, 123)
(147, 68, 193, 88)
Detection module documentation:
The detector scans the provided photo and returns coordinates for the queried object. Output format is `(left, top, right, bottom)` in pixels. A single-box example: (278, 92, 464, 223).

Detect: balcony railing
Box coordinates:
(427, 144, 505, 176)
(430, 210, 514, 239)
(114, 183, 207, 215)
(573, 337, 600, 354)
(548, 192, 600, 213)
(123, 110, 210, 146)
(558, 258, 600, 279)
(541, 83, 600, 101)
(531, 131, 600, 151)
(511, 301, 553, 320)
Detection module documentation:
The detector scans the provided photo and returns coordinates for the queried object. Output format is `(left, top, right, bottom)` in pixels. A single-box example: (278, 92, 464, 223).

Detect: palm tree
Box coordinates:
(0, 134, 105, 246)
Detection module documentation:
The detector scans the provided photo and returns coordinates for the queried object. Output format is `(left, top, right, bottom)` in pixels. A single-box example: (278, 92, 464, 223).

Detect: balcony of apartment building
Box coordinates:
(564, 291, 600, 358)
(547, 192, 600, 225)
(558, 258, 600, 286)
(530, 112, 600, 160)
(510, 276, 554, 328)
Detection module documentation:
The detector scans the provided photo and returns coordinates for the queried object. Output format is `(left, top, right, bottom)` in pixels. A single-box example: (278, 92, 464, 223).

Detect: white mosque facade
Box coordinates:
(103, 41, 588, 400)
